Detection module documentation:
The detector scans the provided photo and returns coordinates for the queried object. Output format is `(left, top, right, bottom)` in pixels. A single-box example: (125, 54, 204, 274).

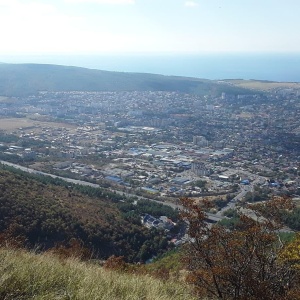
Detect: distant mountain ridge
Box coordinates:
(0, 63, 252, 96)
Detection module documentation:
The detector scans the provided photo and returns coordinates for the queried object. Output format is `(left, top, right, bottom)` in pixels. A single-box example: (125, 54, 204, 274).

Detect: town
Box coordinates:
(0, 87, 299, 213)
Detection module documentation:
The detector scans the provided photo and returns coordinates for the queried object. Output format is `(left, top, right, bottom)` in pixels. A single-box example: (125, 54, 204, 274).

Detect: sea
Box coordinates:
(1, 53, 300, 82)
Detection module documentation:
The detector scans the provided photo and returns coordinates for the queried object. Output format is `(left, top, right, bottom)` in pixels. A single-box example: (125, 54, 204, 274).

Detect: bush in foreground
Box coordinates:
(181, 196, 300, 300)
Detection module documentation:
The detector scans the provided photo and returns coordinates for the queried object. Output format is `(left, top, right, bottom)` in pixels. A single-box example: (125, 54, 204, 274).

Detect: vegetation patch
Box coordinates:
(0, 247, 196, 300)
(0, 166, 172, 262)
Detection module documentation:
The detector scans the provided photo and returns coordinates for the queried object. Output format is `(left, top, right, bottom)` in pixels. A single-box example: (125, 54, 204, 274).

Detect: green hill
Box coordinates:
(0, 63, 252, 96)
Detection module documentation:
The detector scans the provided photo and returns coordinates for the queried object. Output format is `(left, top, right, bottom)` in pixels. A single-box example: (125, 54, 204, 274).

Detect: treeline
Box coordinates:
(0, 163, 178, 219)
(0, 131, 51, 148)
(0, 164, 122, 202)
(117, 199, 179, 224)
(0, 132, 19, 143)
(0, 153, 24, 164)
(219, 204, 300, 233)
(281, 208, 300, 231)
(0, 167, 172, 262)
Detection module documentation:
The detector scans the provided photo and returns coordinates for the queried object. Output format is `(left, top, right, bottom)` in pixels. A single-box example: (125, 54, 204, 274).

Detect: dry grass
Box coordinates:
(0, 117, 76, 132)
(0, 96, 13, 103)
(0, 248, 196, 300)
(225, 79, 300, 91)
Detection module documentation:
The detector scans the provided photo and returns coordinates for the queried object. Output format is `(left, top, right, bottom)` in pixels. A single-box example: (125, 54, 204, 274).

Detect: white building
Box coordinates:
(191, 161, 210, 176)
(193, 136, 209, 147)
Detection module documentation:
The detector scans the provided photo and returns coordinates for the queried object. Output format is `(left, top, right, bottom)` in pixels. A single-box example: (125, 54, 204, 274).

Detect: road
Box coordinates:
(1, 160, 268, 222)
(0, 160, 180, 210)
(216, 176, 266, 217)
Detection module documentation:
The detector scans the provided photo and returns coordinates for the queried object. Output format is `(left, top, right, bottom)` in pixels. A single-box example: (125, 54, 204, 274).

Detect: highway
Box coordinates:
(0, 160, 181, 210)
(0, 160, 267, 222)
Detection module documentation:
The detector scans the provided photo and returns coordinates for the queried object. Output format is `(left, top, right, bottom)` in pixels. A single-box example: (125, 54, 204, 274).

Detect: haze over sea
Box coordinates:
(1, 53, 300, 82)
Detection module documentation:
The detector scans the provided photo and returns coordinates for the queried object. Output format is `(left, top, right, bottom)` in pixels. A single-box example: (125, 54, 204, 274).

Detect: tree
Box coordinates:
(180, 196, 300, 299)
(280, 233, 300, 270)
(193, 180, 207, 189)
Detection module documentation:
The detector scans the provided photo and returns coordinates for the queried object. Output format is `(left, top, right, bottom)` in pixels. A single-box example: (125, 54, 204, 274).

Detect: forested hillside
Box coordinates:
(0, 166, 171, 262)
(0, 63, 253, 96)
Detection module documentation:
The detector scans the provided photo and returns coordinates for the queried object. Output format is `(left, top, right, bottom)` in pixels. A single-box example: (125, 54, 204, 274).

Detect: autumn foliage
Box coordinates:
(0, 167, 170, 262)
(180, 197, 300, 300)
(280, 233, 300, 270)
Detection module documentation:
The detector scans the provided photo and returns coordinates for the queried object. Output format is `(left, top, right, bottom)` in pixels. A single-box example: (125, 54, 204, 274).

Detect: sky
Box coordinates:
(0, 0, 300, 55)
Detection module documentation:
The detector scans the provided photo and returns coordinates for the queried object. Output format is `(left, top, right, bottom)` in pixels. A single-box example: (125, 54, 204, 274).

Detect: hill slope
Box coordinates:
(0, 166, 170, 262)
(0, 63, 252, 96)
(0, 247, 196, 300)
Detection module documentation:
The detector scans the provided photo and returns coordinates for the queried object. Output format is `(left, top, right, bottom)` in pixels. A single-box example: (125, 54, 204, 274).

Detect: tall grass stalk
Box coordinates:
(0, 248, 196, 300)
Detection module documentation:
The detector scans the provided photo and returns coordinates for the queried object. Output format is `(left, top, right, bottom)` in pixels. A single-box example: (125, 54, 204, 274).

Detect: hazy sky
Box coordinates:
(0, 0, 300, 55)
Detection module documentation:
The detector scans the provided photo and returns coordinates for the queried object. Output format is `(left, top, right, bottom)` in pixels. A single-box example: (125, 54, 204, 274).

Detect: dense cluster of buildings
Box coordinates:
(0, 87, 299, 201)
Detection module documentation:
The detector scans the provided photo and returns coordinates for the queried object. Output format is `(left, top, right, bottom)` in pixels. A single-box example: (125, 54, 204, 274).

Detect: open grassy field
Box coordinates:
(0, 117, 76, 132)
(0, 247, 196, 300)
(225, 79, 300, 91)
(0, 96, 13, 103)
